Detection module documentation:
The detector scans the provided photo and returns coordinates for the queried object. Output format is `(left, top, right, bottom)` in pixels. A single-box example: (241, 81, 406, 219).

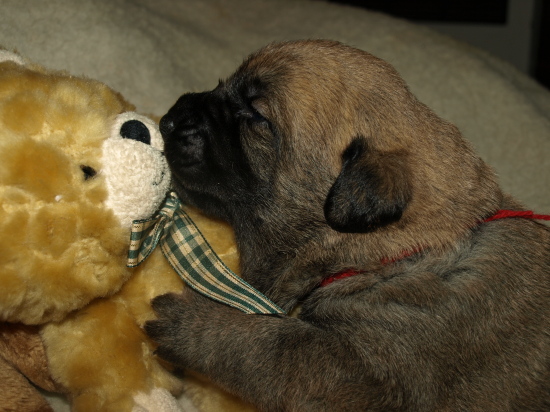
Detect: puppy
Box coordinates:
(147, 40, 550, 411)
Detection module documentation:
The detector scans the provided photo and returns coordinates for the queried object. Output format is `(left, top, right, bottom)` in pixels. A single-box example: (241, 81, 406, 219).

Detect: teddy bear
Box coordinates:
(0, 49, 255, 412)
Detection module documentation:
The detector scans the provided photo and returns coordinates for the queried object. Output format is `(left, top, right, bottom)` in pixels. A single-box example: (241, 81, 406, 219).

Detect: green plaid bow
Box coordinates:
(127, 192, 285, 315)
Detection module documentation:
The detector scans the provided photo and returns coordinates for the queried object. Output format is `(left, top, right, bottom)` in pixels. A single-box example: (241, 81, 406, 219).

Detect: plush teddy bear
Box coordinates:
(0, 50, 254, 412)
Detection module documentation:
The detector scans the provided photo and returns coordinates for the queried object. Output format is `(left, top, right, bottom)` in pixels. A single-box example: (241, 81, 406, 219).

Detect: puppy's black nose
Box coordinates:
(159, 115, 175, 137)
(161, 112, 204, 167)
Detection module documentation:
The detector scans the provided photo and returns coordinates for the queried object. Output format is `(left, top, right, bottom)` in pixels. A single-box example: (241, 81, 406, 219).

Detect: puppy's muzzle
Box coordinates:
(160, 93, 207, 167)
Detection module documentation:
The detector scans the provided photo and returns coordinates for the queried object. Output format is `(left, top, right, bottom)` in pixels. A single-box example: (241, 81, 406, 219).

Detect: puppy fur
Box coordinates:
(148, 40, 550, 411)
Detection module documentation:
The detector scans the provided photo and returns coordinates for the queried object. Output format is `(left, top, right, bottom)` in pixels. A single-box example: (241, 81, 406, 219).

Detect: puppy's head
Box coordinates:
(161, 40, 501, 269)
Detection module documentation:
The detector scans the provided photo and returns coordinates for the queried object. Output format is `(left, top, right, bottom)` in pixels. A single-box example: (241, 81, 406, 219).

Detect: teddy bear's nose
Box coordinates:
(120, 120, 151, 145)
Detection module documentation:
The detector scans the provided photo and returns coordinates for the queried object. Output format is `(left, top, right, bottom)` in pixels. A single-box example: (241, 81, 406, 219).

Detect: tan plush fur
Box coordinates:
(0, 53, 249, 412)
(0, 60, 131, 324)
(42, 206, 245, 412)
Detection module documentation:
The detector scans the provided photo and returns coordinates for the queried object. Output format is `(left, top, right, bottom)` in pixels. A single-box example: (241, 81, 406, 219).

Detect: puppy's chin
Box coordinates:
(169, 179, 221, 219)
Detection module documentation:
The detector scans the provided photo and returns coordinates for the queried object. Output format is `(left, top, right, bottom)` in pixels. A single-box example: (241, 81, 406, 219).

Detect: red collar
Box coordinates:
(320, 209, 550, 287)
(482, 209, 550, 223)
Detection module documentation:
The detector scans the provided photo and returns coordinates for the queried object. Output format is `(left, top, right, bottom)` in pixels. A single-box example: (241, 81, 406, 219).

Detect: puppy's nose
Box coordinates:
(159, 115, 175, 137)
(160, 113, 204, 167)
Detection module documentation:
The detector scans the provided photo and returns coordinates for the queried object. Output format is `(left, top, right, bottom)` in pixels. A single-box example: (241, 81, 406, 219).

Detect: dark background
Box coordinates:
(328, 0, 550, 89)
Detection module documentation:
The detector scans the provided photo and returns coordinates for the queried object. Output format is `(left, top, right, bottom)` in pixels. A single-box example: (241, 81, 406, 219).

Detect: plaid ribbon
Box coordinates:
(127, 192, 285, 315)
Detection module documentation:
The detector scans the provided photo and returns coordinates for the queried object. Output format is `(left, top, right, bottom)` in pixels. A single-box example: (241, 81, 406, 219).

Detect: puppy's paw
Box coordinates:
(150, 292, 188, 321)
(146, 291, 220, 368)
(145, 293, 193, 366)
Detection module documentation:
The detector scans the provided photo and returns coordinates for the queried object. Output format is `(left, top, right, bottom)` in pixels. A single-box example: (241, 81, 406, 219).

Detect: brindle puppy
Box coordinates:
(147, 40, 550, 411)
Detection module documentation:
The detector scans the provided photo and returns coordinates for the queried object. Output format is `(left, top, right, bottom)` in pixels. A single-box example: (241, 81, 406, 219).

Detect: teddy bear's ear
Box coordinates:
(0, 50, 26, 66)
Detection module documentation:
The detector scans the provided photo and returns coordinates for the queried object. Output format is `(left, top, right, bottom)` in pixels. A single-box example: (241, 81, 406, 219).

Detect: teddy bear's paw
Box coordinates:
(132, 387, 198, 412)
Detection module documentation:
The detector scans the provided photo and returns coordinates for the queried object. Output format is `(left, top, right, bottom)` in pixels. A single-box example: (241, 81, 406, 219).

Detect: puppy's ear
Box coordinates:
(324, 137, 412, 233)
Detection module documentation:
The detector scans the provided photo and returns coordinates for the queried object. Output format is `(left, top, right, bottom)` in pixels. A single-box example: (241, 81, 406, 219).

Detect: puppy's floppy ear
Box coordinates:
(324, 137, 412, 233)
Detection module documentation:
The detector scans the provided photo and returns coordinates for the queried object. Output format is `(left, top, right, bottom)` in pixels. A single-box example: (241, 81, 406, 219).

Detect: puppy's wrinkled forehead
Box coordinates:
(233, 42, 353, 118)
(230, 40, 414, 148)
(238, 41, 406, 99)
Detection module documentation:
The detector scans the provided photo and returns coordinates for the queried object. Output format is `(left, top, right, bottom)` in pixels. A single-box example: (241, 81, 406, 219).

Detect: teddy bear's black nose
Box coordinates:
(120, 120, 151, 145)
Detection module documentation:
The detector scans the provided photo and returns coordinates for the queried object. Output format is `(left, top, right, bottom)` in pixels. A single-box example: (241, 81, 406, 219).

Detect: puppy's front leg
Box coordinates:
(146, 291, 367, 412)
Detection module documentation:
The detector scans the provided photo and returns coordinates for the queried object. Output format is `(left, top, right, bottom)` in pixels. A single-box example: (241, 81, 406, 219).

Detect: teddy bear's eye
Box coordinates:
(80, 165, 97, 180)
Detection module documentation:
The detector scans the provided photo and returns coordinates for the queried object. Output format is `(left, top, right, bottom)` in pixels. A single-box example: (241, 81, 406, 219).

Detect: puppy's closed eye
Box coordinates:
(239, 98, 270, 126)
(324, 137, 412, 233)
